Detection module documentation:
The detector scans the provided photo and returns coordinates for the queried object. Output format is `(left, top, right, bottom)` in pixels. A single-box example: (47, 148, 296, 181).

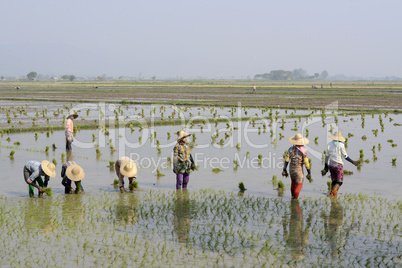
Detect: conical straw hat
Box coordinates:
(67, 112, 78, 119)
(120, 160, 138, 178)
(288, 133, 309, 145)
(329, 131, 346, 142)
(177, 130, 191, 141)
(41, 160, 56, 178)
(66, 164, 85, 182)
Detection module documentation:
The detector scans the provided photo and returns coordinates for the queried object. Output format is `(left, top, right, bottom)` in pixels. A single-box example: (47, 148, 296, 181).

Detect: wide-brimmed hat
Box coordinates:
(120, 160, 138, 178)
(289, 133, 309, 145)
(67, 112, 78, 119)
(177, 130, 191, 141)
(66, 164, 85, 181)
(329, 131, 346, 142)
(41, 160, 56, 178)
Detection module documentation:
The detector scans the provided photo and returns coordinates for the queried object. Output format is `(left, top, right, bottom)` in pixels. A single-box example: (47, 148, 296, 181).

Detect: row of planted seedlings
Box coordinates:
(0, 189, 400, 267)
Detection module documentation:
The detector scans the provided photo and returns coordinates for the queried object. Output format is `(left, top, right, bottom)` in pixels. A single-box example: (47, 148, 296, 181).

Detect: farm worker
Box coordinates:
(282, 133, 311, 199)
(23, 160, 56, 197)
(61, 159, 85, 194)
(173, 130, 196, 190)
(321, 131, 359, 197)
(115, 156, 138, 193)
(65, 112, 78, 151)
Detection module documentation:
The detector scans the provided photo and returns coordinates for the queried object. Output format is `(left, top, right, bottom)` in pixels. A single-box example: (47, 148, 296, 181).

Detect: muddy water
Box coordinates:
(1, 111, 400, 199)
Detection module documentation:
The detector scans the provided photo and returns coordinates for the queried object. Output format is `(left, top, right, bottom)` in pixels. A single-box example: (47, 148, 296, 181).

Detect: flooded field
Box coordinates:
(0, 102, 401, 266)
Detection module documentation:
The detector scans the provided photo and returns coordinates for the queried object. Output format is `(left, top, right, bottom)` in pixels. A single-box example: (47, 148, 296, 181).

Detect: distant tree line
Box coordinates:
(254, 68, 328, 80)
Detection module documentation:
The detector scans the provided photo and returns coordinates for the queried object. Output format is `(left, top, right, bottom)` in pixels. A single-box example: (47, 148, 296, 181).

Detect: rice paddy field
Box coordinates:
(0, 80, 401, 267)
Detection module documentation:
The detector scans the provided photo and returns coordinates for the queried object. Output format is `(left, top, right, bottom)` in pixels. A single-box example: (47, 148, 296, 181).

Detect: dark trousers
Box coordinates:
(176, 173, 190, 189)
(66, 140, 72, 151)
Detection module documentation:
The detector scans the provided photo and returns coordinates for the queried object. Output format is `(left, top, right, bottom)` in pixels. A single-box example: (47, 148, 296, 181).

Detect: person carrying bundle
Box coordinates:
(23, 160, 56, 197)
(115, 156, 138, 193)
(282, 133, 311, 199)
(173, 130, 196, 190)
(322, 131, 359, 197)
(61, 158, 85, 194)
(65, 112, 78, 151)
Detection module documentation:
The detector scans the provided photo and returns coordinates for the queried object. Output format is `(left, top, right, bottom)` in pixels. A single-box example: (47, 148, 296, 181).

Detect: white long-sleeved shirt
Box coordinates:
(325, 141, 348, 166)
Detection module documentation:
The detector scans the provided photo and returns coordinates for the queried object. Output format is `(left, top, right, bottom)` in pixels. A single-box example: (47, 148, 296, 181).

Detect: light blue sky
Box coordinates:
(1, 0, 401, 78)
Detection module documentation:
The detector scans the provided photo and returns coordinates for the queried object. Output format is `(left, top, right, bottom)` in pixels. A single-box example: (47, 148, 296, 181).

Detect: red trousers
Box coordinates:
(291, 180, 303, 199)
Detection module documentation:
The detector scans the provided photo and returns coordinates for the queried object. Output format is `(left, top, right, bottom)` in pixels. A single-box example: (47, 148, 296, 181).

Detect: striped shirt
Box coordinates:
(25, 161, 47, 181)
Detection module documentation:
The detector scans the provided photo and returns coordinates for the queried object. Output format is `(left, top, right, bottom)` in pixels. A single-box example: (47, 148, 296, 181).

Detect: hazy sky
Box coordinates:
(1, 0, 401, 78)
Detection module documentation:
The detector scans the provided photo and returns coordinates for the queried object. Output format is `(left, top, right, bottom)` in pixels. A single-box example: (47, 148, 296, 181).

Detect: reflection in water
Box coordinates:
(24, 198, 54, 234)
(62, 194, 85, 226)
(115, 193, 139, 226)
(174, 190, 193, 244)
(282, 199, 311, 260)
(322, 198, 344, 258)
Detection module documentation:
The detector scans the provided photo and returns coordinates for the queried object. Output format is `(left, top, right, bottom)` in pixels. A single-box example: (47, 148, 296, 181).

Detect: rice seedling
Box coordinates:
(52, 143, 56, 150)
(272, 175, 277, 186)
(61, 153, 65, 163)
(392, 158, 396, 166)
(112, 179, 119, 186)
(258, 154, 263, 165)
(391, 143, 397, 147)
(156, 169, 165, 177)
(45, 146, 49, 153)
(13, 141, 20, 145)
(52, 158, 57, 166)
(43, 187, 53, 197)
(344, 170, 354, 175)
(236, 143, 241, 150)
(277, 181, 285, 190)
(327, 180, 332, 190)
(314, 137, 318, 144)
(233, 159, 239, 169)
(238, 182, 246, 192)
(129, 181, 139, 191)
(108, 160, 115, 169)
(361, 135, 367, 141)
(212, 167, 223, 173)
(8, 150, 15, 159)
(96, 148, 102, 155)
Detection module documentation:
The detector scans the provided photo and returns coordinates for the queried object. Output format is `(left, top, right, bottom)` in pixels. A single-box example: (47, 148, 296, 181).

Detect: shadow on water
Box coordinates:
(62, 194, 85, 227)
(114, 192, 139, 226)
(24, 198, 55, 234)
(173, 189, 193, 244)
(282, 199, 312, 260)
(322, 198, 344, 259)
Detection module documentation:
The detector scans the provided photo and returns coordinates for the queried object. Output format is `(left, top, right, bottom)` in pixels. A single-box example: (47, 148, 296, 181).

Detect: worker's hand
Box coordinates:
(282, 169, 288, 177)
(27, 178, 32, 184)
(306, 169, 312, 182)
(38, 187, 44, 193)
(321, 164, 329, 176)
(351, 160, 359, 167)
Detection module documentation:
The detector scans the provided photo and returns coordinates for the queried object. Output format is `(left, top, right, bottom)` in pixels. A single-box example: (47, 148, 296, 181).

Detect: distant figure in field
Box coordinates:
(312, 85, 318, 89)
(65, 113, 78, 151)
(330, 83, 333, 88)
(253, 85, 256, 92)
(321, 84, 323, 89)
